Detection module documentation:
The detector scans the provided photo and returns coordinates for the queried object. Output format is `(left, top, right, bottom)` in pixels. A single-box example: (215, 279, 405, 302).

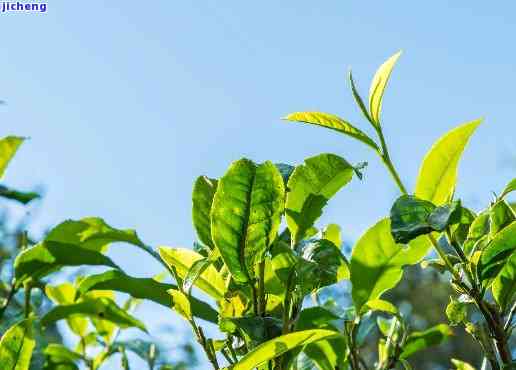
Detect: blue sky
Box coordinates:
(1, 1, 515, 367)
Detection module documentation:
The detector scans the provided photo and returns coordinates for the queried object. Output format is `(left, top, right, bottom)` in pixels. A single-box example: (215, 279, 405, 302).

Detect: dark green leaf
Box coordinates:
(41, 297, 147, 332)
(390, 195, 435, 244)
(76, 269, 218, 323)
(489, 200, 515, 239)
(492, 251, 516, 311)
(220, 316, 282, 349)
(400, 324, 453, 359)
(480, 221, 516, 279)
(14, 241, 119, 283)
(0, 185, 39, 204)
(211, 159, 284, 283)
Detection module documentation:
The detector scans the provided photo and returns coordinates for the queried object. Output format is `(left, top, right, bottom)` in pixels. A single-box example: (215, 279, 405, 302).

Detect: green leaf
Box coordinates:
(480, 221, 516, 279)
(45, 283, 88, 336)
(45, 217, 145, 252)
(489, 200, 515, 239)
(211, 159, 284, 283)
(415, 119, 482, 205)
(492, 252, 516, 311)
(445, 297, 468, 326)
(362, 299, 398, 315)
(368, 51, 402, 126)
(296, 239, 349, 293)
(351, 218, 428, 311)
(390, 195, 436, 244)
(0, 318, 35, 370)
(14, 241, 119, 283)
(219, 316, 282, 349)
(0, 136, 25, 179)
(400, 324, 453, 359)
(283, 112, 379, 151)
(500, 178, 516, 200)
(275, 163, 296, 185)
(322, 224, 342, 248)
(44, 344, 84, 363)
(41, 297, 147, 333)
(231, 329, 341, 370)
(192, 176, 218, 248)
(0, 185, 39, 204)
(167, 289, 192, 321)
(286, 153, 355, 245)
(451, 359, 476, 370)
(349, 70, 372, 124)
(159, 247, 225, 299)
(76, 269, 218, 323)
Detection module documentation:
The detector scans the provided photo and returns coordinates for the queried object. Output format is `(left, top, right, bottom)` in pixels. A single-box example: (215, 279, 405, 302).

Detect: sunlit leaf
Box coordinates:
(211, 159, 284, 283)
(362, 299, 398, 315)
(351, 218, 428, 310)
(492, 252, 516, 311)
(451, 358, 476, 370)
(231, 329, 341, 370)
(349, 70, 372, 124)
(0, 136, 25, 179)
(480, 222, 516, 279)
(286, 153, 354, 245)
(368, 51, 402, 126)
(500, 178, 516, 200)
(45, 283, 88, 336)
(445, 297, 468, 326)
(167, 289, 192, 321)
(159, 247, 225, 299)
(415, 119, 482, 205)
(192, 176, 218, 248)
(0, 318, 35, 370)
(283, 112, 379, 151)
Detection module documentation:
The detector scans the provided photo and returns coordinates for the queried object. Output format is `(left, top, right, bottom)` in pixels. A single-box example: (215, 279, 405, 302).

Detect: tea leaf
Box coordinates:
(0, 136, 25, 179)
(368, 51, 402, 126)
(500, 178, 516, 200)
(231, 329, 341, 370)
(14, 241, 119, 283)
(192, 176, 218, 248)
(400, 324, 453, 359)
(0, 185, 39, 204)
(480, 221, 516, 279)
(349, 70, 372, 124)
(286, 153, 354, 245)
(76, 269, 218, 323)
(41, 297, 147, 333)
(159, 247, 225, 300)
(283, 112, 379, 151)
(451, 359, 476, 370)
(211, 159, 284, 283)
(445, 297, 468, 326)
(415, 119, 481, 205)
(45, 283, 88, 336)
(167, 289, 192, 321)
(492, 251, 516, 311)
(0, 318, 35, 370)
(351, 218, 428, 310)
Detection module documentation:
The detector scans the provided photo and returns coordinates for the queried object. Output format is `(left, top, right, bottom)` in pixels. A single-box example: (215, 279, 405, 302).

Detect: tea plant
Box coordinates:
(0, 52, 514, 370)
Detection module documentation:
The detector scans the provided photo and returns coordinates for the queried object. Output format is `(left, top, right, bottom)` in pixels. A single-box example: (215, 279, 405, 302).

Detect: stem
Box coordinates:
(0, 284, 18, 319)
(427, 234, 461, 281)
(504, 301, 516, 332)
(376, 128, 408, 195)
(24, 284, 32, 318)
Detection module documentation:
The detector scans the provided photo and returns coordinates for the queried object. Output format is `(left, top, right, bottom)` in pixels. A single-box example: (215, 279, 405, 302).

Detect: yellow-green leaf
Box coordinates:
(192, 176, 218, 248)
(492, 252, 516, 311)
(369, 51, 402, 126)
(45, 283, 88, 336)
(283, 112, 379, 151)
(167, 289, 192, 321)
(0, 136, 25, 179)
(362, 299, 398, 315)
(232, 329, 341, 370)
(158, 246, 225, 299)
(0, 318, 35, 370)
(415, 119, 482, 205)
(500, 178, 516, 200)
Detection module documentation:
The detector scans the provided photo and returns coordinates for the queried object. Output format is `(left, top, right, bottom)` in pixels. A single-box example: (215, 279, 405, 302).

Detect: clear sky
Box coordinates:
(1, 1, 515, 368)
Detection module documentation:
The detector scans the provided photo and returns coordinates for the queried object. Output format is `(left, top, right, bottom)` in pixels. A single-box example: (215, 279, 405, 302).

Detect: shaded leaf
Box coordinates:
(415, 119, 482, 205)
(492, 252, 516, 311)
(0, 318, 35, 370)
(211, 159, 284, 283)
(220, 316, 282, 349)
(400, 324, 453, 359)
(0, 185, 39, 204)
(349, 70, 372, 123)
(480, 222, 516, 279)
(231, 329, 341, 370)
